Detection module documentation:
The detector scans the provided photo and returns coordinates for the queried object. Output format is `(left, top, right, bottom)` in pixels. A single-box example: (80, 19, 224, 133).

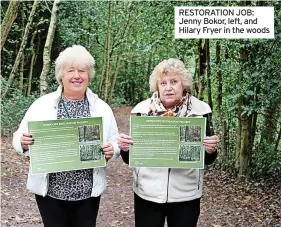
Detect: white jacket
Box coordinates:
(13, 86, 120, 197)
(131, 96, 211, 203)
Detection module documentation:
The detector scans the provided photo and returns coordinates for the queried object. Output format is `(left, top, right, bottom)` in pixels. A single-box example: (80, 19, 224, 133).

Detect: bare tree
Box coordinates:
(1, 0, 38, 99)
(27, 31, 39, 96)
(108, 54, 121, 104)
(100, 1, 112, 101)
(40, 0, 60, 95)
(1, 0, 21, 54)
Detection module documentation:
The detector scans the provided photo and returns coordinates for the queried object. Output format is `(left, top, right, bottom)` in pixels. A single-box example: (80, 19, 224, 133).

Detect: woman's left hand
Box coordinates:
(204, 135, 220, 154)
(101, 142, 114, 160)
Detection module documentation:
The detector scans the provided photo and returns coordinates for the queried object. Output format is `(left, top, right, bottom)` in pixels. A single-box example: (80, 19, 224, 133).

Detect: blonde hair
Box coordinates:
(55, 45, 95, 85)
(149, 58, 192, 93)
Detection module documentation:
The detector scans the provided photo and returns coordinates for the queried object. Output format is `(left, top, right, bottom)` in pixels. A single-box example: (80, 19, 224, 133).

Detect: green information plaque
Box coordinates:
(28, 117, 105, 174)
(129, 116, 206, 168)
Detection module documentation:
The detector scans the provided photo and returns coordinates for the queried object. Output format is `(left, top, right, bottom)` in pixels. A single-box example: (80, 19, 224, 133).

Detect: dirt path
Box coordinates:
(1, 107, 280, 227)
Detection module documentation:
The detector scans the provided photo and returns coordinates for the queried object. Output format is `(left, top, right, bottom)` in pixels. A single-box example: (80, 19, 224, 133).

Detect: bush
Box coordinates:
(1, 90, 38, 135)
(251, 144, 281, 180)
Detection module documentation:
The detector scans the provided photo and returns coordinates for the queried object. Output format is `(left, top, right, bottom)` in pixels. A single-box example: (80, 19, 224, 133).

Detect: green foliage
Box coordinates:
(56, 1, 196, 105)
(46, 62, 59, 93)
(93, 144, 102, 160)
(79, 144, 102, 161)
(110, 96, 128, 107)
(1, 80, 38, 135)
(1, 0, 52, 97)
(1, 0, 281, 181)
(210, 3, 281, 180)
(251, 145, 281, 180)
(79, 145, 93, 161)
(179, 145, 200, 162)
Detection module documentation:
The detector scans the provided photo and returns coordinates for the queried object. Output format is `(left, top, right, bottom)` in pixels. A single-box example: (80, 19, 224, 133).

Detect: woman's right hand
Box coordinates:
(21, 133, 34, 151)
(118, 133, 133, 152)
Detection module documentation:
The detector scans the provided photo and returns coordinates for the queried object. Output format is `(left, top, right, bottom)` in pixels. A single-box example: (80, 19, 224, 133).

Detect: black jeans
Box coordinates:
(134, 193, 200, 227)
(35, 195, 101, 227)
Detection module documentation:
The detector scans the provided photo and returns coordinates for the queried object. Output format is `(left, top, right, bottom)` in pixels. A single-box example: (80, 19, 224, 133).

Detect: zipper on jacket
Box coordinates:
(166, 168, 171, 202)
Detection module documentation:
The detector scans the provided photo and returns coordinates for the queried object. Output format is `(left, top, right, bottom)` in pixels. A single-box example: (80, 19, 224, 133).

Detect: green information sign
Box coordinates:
(130, 116, 206, 168)
(28, 117, 105, 174)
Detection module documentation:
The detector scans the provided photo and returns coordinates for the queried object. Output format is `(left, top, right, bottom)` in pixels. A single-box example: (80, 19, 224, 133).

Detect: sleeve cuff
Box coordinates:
(110, 142, 120, 160)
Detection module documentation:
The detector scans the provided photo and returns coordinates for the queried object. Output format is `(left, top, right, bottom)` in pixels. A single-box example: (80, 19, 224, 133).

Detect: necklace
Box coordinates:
(62, 93, 84, 101)
(61, 96, 86, 119)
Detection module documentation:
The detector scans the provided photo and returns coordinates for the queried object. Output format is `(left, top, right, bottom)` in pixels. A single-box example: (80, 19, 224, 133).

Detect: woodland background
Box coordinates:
(1, 0, 281, 184)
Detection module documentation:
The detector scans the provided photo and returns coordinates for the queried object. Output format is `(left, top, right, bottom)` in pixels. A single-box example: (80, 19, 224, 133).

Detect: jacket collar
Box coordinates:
(187, 96, 211, 117)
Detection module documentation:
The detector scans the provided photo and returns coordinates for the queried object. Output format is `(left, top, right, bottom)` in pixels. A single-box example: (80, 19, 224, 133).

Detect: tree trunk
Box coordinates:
(146, 48, 155, 78)
(132, 59, 137, 102)
(198, 39, 207, 101)
(40, 0, 60, 96)
(216, 41, 222, 115)
(238, 47, 251, 177)
(19, 54, 24, 91)
(1, 0, 38, 99)
(18, 8, 25, 92)
(237, 0, 251, 174)
(0, 0, 21, 53)
(27, 31, 39, 96)
(259, 104, 280, 155)
(239, 112, 250, 177)
(101, 1, 112, 102)
(235, 101, 242, 172)
(222, 121, 228, 160)
(248, 85, 260, 166)
(275, 122, 281, 152)
(235, 48, 244, 172)
(215, 41, 227, 157)
(205, 39, 214, 135)
(108, 54, 121, 104)
(206, 40, 212, 109)
(260, 106, 279, 145)
(193, 52, 199, 97)
(98, 62, 106, 96)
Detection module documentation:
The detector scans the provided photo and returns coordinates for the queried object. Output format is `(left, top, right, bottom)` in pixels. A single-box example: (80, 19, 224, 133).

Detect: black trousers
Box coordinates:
(134, 193, 200, 227)
(35, 195, 101, 227)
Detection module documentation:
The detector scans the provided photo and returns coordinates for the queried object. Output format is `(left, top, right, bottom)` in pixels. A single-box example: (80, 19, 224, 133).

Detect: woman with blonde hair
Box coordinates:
(13, 45, 120, 227)
(118, 58, 219, 227)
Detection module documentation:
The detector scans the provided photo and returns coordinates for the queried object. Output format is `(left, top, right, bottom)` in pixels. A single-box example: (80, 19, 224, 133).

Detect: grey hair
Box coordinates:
(55, 45, 95, 85)
(149, 58, 193, 93)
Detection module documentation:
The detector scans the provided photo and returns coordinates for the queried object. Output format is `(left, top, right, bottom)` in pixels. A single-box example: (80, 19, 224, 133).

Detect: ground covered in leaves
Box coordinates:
(1, 107, 280, 227)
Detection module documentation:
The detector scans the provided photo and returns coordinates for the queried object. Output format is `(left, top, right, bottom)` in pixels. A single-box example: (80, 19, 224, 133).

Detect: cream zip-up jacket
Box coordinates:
(13, 86, 120, 197)
(131, 96, 212, 203)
